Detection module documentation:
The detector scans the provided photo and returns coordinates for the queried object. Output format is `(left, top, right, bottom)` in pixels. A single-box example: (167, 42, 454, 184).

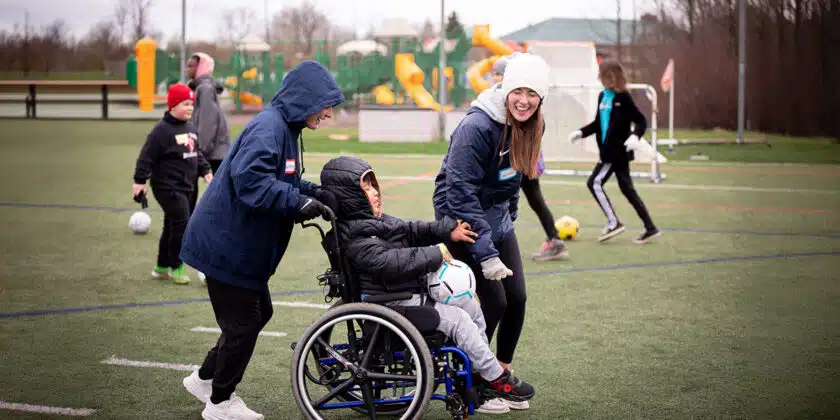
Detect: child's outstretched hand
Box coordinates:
(132, 183, 146, 197)
(450, 219, 478, 244)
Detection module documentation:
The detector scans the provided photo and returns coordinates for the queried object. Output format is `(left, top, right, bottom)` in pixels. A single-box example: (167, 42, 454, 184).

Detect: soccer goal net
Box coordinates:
(526, 41, 667, 182)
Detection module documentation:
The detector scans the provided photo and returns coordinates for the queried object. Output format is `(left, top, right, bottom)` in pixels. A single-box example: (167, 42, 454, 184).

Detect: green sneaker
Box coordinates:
(170, 264, 190, 285)
(151, 266, 171, 280)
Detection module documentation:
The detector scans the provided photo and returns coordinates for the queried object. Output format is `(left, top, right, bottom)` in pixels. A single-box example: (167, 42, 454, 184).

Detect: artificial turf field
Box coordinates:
(0, 120, 839, 419)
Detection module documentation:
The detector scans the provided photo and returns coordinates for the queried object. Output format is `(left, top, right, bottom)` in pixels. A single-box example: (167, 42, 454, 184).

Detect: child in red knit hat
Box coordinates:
(131, 83, 213, 284)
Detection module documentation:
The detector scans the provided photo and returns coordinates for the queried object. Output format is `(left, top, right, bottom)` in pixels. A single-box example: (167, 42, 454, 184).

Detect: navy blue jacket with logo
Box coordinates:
(180, 61, 344, 290)
(433, 85, 521, 264)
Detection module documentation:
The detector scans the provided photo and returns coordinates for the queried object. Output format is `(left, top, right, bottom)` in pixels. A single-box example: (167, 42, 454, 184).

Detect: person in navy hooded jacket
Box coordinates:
(179, 60, 343, 420)
(432, 53, 551, 411)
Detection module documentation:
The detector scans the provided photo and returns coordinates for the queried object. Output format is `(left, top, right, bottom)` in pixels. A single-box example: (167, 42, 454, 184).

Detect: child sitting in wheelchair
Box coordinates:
(318, 156, 535, 408)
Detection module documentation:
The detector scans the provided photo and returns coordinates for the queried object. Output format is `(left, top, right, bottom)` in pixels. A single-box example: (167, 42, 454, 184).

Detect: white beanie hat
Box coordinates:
(501, 53, 551, 99)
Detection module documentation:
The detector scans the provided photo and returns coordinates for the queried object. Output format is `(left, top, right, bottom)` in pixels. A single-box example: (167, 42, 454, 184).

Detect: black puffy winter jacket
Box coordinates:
(320, 156, 458, 295)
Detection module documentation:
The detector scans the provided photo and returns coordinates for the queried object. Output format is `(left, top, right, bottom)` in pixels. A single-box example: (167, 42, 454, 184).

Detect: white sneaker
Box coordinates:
(505, 399, 530, 410)
(202, 395, 264, 420)
(183, 370, 212, 404)
(197, 271, 207, 284)
(476, 397, 510, 414)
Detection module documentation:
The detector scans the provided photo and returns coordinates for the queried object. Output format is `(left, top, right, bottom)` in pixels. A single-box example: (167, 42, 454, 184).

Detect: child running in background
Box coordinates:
(132, 83, 213, 284)
(568, 59, 660, 243)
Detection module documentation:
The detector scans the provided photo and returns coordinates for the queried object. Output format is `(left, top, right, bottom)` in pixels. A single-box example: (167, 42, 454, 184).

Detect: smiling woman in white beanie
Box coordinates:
(432, 53, 550, 406)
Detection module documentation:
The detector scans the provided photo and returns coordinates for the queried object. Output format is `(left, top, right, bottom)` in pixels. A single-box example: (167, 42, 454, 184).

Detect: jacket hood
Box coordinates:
(271, 60, 345, 124)
(193, 52, 215, 78)
(320, 156, 379, 220)
(471, 82, 507, 124)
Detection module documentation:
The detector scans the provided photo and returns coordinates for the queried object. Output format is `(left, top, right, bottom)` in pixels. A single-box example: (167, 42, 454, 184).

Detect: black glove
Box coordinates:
(314, 189, 339, 216)
(133, 190, 148, 209)
(294, 195, 332, 223)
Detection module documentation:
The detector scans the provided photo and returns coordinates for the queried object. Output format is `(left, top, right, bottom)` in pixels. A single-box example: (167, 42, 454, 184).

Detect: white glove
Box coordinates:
(568, 130, 583, 143)
(480, 257, 513, 281)
(624, 134, 643, 152)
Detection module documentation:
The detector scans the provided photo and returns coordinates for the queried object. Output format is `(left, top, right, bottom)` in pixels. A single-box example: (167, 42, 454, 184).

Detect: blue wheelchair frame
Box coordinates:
(296, 211, 478, 419)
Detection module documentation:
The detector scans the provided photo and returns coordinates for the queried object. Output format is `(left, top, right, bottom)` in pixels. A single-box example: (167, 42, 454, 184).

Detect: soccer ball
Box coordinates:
(555, 216, 580, 240)
(129, 211, 152, 234)
(427, 259, 476, 307)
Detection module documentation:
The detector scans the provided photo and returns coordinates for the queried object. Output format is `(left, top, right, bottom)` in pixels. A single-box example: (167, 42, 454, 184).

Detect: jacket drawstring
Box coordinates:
(298, 132, 305, 177)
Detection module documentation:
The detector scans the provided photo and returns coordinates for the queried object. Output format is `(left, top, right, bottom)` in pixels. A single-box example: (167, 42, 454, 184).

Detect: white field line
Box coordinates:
(303, 173, 837, 194)
(100, 356, 199, 371)
(190, 326, 287, 337)
(0, 401, 96, 417)
(272, 301, 331, 309)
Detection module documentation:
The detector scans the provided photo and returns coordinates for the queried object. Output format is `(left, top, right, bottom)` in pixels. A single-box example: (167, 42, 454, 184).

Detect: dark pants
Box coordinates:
(152, 188, 190, 269)
(449, 232, 526, 364)
(198, 277, 274, 404)
(586, 161, 656, 230)
(189, 160, 223, 215)
(520, 176, 559, 241)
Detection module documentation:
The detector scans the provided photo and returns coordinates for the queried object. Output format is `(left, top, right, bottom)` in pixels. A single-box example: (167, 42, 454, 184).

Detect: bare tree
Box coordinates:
(114, 2, 129, 43)
(84, 20, 123, 60)
(218, 7, 258, 46)
(420, 19, 437, 42)
(115, 0, 154, 44)
(271, 1, 329, 55)
(40, 20, 69, 72)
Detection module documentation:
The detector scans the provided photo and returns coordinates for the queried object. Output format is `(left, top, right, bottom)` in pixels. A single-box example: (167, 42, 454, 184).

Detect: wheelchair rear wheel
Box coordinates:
(291, 302, 435, 419)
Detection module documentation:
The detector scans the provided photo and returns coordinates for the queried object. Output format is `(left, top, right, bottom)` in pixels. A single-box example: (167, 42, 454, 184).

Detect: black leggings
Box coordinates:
(586, 161, 656, 230)
(152, 188, 190, 269)
(520, 176, 558, 241)
(449, 232, 526, 364)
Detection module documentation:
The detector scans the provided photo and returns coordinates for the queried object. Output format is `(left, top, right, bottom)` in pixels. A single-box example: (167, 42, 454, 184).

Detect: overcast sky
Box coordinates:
(0, 0, 655, 41)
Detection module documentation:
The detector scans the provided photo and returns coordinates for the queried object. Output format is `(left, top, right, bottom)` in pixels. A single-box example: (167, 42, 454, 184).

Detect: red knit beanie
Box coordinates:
(167, 83, 194, 109)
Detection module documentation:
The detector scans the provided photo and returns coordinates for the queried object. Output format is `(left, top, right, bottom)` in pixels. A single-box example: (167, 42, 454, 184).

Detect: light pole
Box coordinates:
(737, 0, 746, 144)
(180, 0, 186, 83)
(438, 0, 446, 141)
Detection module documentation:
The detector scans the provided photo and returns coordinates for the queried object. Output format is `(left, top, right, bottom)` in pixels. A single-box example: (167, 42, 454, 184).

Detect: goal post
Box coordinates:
(541, 82, 666, 183)
(525, 40, 667, 183)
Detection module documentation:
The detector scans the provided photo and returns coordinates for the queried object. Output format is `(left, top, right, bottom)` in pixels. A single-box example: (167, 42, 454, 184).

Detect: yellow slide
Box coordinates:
(239, 92, 263, 107)
(373, 84, 395, 105)
(394, 53, 452, 112)
(468, 24, 514, 95)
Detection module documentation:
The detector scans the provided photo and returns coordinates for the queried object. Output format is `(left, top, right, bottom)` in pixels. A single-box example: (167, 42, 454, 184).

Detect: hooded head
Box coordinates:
(320, 156, 382, 220)
(271, 60, 345, 129)
(490, 52, 522, 84)
(188, 53, 215, 80)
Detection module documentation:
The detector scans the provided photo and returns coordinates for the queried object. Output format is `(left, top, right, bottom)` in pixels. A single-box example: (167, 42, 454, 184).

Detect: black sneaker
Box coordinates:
(598, 223, 625, 242)
(485, 370, 535, 402)
(532, 238, 570, 261)
(634, 228, 661, 244)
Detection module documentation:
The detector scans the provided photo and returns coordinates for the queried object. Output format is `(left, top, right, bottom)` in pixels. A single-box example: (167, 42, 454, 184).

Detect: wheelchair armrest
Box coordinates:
(361, 292, 414, 304)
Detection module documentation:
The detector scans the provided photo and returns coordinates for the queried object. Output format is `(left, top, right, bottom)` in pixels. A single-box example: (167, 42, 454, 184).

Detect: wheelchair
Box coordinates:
(290, 209, 480, 420)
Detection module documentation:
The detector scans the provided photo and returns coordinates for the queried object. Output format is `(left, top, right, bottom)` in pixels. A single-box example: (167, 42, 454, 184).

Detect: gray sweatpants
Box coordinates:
(387, 294, 504, 382)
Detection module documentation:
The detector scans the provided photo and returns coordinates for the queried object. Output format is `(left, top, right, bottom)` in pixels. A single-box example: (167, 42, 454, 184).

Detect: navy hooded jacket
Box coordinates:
(432, 83, 521, 264)
(180, 60, 344, 290)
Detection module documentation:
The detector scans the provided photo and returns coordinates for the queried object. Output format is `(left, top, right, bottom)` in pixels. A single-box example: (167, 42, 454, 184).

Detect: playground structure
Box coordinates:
(334, 29, 470, 111)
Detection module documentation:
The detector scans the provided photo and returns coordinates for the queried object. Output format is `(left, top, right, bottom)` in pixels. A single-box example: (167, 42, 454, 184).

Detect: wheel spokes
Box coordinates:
(360, 323, 381, 369)
(360, 381, 377, 420)
(313, 377, 355, 408)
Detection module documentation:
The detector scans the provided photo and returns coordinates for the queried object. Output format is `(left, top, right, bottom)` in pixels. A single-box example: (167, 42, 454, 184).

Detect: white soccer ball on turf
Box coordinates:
(427, 259, 476, 307)
(129, 211, 152, 234)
